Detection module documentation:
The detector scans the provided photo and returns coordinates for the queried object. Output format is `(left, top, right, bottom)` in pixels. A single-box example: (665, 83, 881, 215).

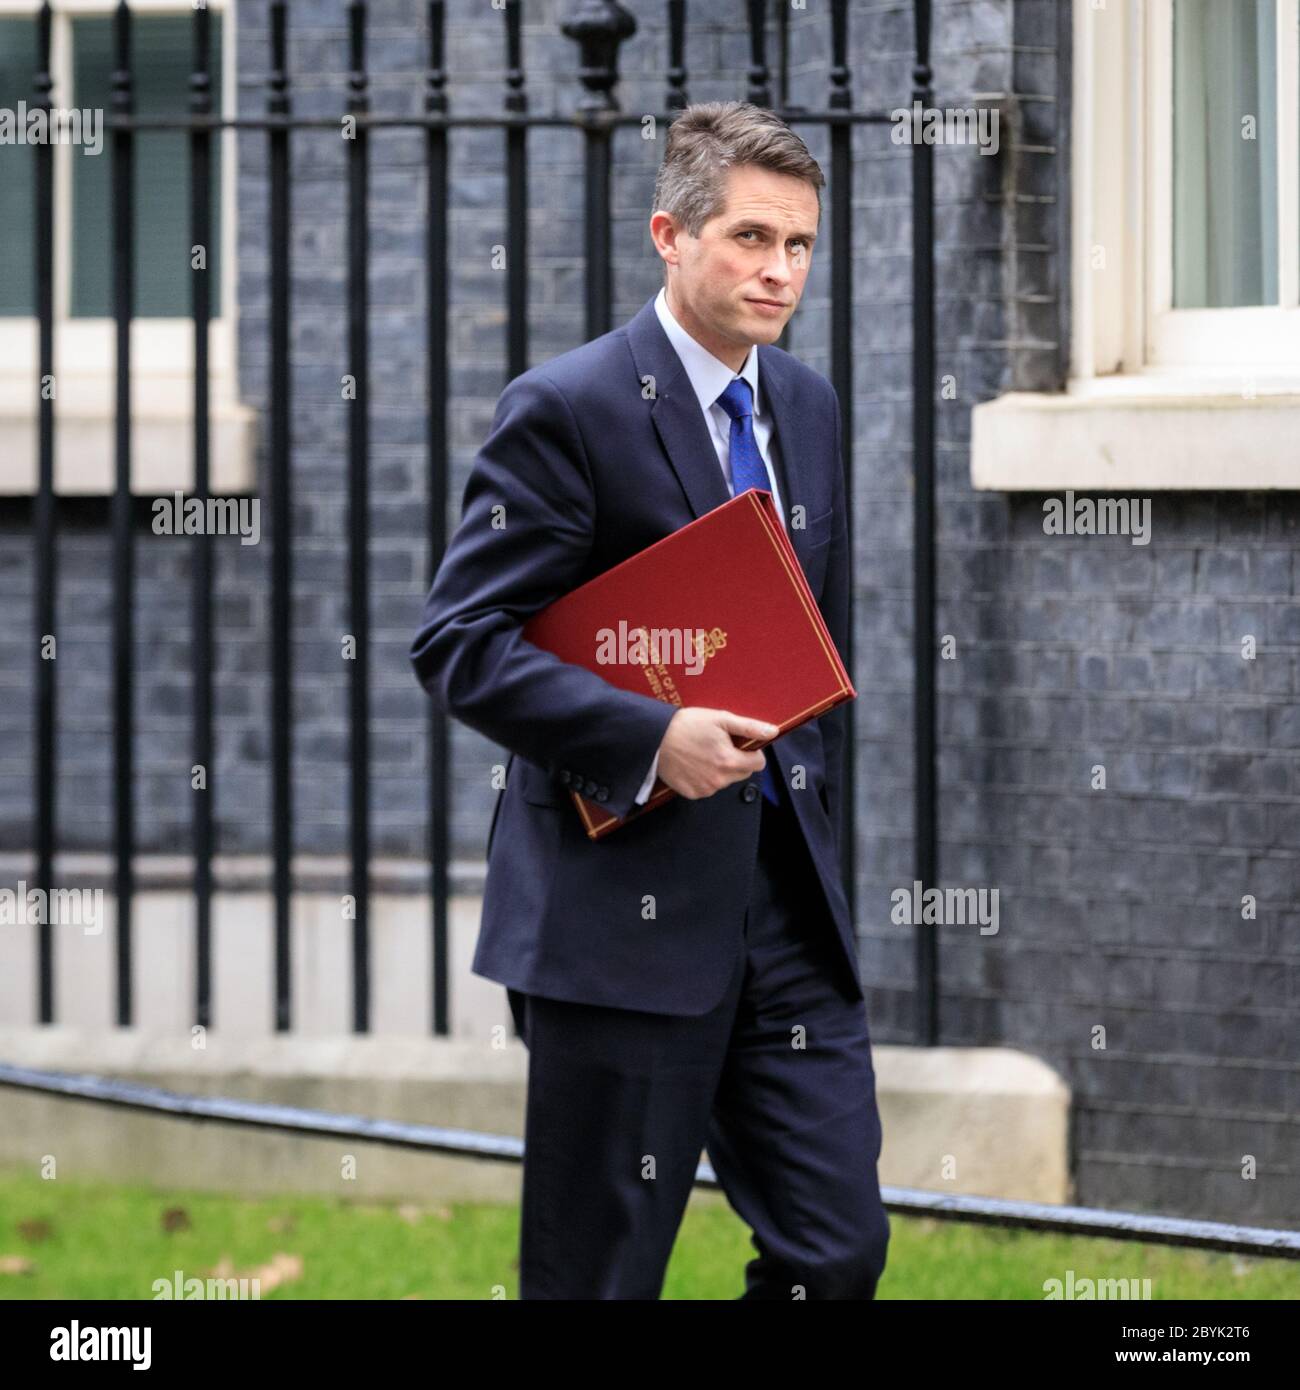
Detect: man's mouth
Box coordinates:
(746, 297, 789, 313)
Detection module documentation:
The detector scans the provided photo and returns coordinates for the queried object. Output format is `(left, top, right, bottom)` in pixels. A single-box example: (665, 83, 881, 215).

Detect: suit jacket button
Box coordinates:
(595, 786, 609, 802)
(742, 782, 759, 803)
(583, 778, 599, 796)
(558, 769, 571, 785)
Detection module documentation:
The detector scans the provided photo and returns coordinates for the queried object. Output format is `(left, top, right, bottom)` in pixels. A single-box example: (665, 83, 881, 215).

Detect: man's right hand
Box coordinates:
(655, 708, 779, 800)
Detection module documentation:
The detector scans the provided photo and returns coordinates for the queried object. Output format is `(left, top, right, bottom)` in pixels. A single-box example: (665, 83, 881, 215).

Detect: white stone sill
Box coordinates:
(0, 402, 259, 495)
(971, 384, 1300, 491)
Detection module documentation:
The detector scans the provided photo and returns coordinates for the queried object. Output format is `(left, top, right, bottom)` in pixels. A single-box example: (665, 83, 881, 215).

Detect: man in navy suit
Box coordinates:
(410, 101, 889, 1299)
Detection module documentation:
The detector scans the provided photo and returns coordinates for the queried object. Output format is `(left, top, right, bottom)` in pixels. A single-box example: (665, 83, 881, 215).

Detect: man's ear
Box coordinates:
(650, 209, 681, 268)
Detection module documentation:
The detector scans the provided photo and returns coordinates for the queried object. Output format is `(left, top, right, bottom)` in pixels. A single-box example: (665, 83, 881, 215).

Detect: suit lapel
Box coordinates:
(626, 295, 731, 520)
(755, 348, 813, 576)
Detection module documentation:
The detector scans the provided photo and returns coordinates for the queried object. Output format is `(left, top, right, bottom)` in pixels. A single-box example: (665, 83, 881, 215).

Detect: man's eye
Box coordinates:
(738, 230, 760, 241)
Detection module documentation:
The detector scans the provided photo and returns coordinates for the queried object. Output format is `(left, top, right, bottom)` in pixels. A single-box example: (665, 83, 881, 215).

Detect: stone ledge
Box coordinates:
(972, 389, 1300, 491)
(878, 1044, 1072, 1203)
(0, 403, 259, 496)
(0, 1028, 1072, 1207)
(0, 851, 488, 897)
(0, 1024, 524, 1082)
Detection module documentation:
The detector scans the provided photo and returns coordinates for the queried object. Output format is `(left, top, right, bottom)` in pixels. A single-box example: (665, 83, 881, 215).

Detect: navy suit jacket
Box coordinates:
(409, 292, 860, 1016)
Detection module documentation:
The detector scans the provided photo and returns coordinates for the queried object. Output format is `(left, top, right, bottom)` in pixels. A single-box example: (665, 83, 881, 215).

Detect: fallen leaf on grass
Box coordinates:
(207, 1251, 304, 1293)
(252, 1253, 303, 1291)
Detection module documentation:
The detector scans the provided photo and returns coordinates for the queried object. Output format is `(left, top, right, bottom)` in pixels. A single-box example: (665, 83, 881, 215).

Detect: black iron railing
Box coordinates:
(20, 0, 941, 1040)
(4, 1061, 1298, 1263)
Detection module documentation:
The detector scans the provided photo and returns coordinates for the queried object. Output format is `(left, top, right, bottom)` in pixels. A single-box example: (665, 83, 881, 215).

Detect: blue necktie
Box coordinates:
(715, 377, 780, 807)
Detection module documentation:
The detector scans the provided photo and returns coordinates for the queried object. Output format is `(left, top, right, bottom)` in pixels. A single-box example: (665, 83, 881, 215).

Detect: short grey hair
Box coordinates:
(651, 100, 825, 239)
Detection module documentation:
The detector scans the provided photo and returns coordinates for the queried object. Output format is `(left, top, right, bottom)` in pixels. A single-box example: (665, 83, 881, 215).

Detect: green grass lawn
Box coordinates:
(0, 1168, 1295, 1300)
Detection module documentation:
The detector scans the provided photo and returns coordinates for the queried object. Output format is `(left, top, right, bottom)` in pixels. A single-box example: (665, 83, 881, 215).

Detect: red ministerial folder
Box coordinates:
(521, 489, 855, 840)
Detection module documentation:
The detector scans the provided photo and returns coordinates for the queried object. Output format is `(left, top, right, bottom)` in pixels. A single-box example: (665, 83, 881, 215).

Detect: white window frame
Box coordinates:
(973, 0, 1300, 490)
(1073, 0, 1300, 380)
(1144, 0, 1298, 374)
(0, 0, 254, 495)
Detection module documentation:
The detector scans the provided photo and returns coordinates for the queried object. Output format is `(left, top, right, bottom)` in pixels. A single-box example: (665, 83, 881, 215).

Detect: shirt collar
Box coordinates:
(654, 285, 762, 419)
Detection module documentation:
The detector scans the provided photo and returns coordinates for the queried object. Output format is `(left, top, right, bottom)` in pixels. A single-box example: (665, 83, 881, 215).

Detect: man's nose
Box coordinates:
(762, 249, 797, 285)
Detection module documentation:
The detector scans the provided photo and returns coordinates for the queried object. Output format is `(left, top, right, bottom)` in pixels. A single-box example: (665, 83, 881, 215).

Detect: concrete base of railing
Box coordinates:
(0, 867, 509, 1041)
(0, 1027, 1072, 1207)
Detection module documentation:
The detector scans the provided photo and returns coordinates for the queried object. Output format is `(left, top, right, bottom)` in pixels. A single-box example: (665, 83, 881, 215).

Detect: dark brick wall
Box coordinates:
(1, 0, 1295, 1230)
(874, 0, 1299, 1231)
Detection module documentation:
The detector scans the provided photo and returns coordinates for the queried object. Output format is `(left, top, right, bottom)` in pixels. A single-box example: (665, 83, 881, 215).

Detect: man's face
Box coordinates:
(652, 163, 819, 367)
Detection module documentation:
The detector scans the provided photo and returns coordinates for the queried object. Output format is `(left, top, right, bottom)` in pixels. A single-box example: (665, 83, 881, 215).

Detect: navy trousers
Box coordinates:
(507, 789, 890, 1299)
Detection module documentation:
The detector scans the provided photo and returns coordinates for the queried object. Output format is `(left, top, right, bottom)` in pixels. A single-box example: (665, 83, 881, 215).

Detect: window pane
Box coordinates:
(0, 17, 38, 317)
(1173, 0, 1278, 308)
(71, 15, 223, 318)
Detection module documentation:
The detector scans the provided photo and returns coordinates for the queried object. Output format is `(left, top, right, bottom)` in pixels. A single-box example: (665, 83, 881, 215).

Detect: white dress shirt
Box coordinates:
(632, 287, 788, 806)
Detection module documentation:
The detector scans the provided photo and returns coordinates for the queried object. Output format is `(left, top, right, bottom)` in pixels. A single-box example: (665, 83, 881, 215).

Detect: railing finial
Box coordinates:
(561, 0, 637, 114)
